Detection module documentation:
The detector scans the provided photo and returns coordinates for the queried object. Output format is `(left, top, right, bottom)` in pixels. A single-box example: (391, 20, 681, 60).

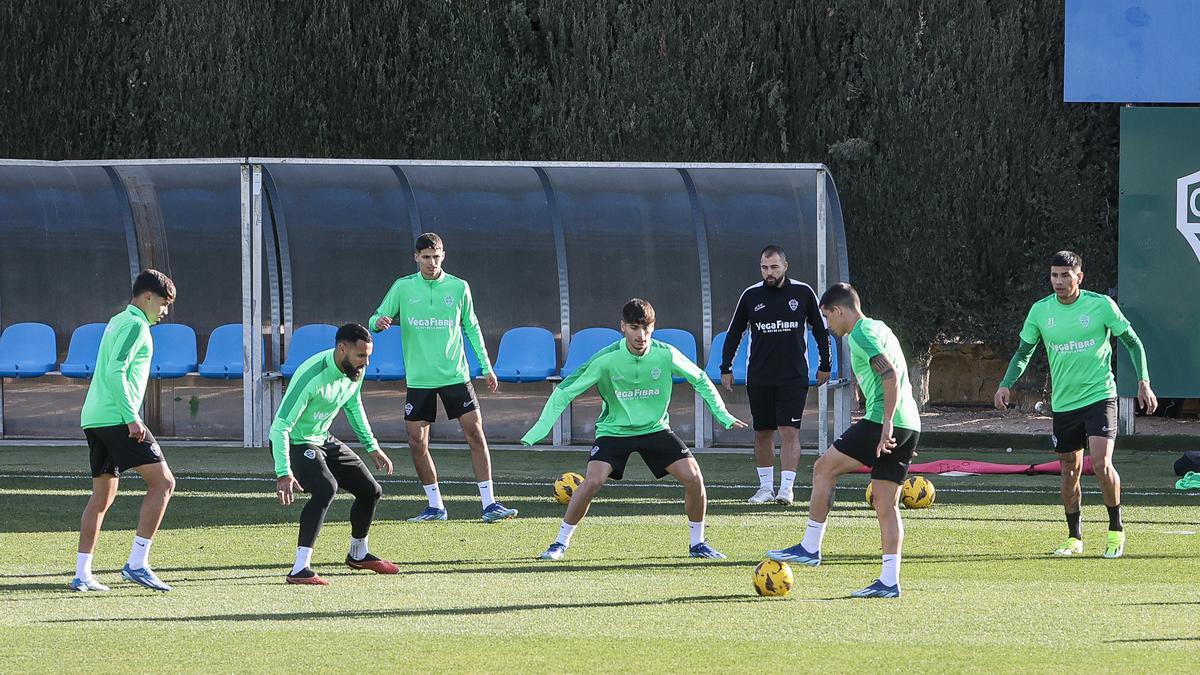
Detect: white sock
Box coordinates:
(127, 536, 152, 569)
(423, 483, 445, 509)
(688, 520, 705, 547)
(478, 480, 495, 508)
(779, 470, 797, 493)
(881, 553, 901, 586)
(800, 518, 827, 552)
(76, 552, 93, 580)
(349, 536, 368, 561)
(556, 521, 577, 547)
(756, 466, 774, 491)
(291, 546, 314, 575)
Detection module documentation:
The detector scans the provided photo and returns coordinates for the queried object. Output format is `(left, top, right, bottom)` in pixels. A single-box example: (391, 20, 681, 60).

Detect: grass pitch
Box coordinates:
(1, 444, 1197, 673)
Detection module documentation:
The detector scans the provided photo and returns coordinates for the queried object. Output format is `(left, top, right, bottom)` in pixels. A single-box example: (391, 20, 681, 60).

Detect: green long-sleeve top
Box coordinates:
(269, 349, 379, 477)
(1000, 290, 1150, 412)
(368, 271, 491, 388)
(81, 305, 153, 428)
(522, 338, 738, 444)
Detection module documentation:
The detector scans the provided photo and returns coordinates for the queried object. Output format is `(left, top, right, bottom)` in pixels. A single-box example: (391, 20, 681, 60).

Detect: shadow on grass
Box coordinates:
(1122, 600, 1200, 607)
(43, 592, 774, 624)
(1104, 636, 1200, 643)
(0, 581, 74, 592)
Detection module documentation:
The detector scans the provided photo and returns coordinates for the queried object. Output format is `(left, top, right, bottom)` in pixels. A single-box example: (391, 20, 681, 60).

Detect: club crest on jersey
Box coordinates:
(444, 295, 455, 307)
(304, 448, 317, 460)
(788, 298, 799, 312)
(1079, 314, 1090, 328)
(1046, 317, 1056, 328)
(650, 367, 662, 380)
(754, 303, 766, 312)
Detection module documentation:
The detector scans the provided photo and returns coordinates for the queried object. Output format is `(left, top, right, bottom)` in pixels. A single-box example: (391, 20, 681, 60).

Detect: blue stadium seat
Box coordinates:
(281, 324, 337, 378)
(652, 328, 697, 383)
(806, 332, 839, 385)
(493, 327, 557, 382)
(560, 327, 622, 379)
(61, 323, 106, 378)
(198, 323, 265, 379)
(704, 331, 748, 385)
(150, 324, 198, 379)
(365, 326, 405, 381)
(0, 322, 57, 378)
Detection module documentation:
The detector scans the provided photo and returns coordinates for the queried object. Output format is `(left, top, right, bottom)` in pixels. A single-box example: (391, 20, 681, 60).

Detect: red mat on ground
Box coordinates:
(853, 456, 1094, 476)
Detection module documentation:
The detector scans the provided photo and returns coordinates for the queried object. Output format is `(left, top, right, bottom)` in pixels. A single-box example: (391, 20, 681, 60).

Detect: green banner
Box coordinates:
(1118, 107, 1200, 397)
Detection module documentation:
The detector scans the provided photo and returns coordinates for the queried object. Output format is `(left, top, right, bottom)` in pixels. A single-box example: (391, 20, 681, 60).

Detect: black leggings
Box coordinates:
(289, 438, 382, 548)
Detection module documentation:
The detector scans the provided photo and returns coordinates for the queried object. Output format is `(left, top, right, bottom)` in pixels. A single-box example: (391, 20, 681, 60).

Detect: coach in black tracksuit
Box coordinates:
(721, 244, 831, 505)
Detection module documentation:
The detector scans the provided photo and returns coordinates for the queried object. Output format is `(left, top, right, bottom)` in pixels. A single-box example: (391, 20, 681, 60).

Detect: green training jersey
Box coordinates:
(1016, 290, 1131, 413)
(368, 271, 491, 389)
(521, 338, 738, 443)
(269, 349, 379, 477)
(80, 305, 153, 429)
(848, 317, 921, 431)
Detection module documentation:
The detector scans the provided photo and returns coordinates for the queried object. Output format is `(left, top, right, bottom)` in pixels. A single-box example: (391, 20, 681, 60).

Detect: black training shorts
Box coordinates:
(747, 382, 810, 431)
(84, 423, 164, 477)
(587, 430, 693, 481)
(1051, 397, 1117, 453)
(832, 419, 919, 485)
(405, 382, 478, 423)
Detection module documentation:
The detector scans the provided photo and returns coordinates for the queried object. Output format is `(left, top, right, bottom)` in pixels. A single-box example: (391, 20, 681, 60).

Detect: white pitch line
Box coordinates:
(0, 473, 1194, 498)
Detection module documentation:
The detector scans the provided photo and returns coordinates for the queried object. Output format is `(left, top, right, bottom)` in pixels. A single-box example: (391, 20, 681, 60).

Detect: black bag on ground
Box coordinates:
(1175, 451, 1200, 476)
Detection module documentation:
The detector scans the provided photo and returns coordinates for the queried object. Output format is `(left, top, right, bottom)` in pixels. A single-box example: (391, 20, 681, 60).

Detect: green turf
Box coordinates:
(1, 445, 1198, 673)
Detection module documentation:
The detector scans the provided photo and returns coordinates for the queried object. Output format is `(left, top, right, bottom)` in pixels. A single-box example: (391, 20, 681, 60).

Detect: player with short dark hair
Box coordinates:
(994, 250, 1156, 558)
(71, 270, 179, 592)
(721, 244, 831, 505)
(766, 282, 920, 598)
(523, 299, 748, 561)
(369, 233, 517, 523)
(272, 323, 398, 585)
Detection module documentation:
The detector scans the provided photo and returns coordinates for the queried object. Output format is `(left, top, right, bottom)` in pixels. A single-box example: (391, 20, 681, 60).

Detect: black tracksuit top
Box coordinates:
(720, 277, 832, 386)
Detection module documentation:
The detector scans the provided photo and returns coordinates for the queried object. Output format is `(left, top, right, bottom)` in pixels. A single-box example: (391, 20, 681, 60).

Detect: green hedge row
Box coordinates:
(0, 1, 1115, 398)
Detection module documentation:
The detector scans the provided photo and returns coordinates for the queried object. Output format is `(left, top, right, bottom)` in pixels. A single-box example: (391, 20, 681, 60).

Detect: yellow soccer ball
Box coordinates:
(901, 475, 936, 509)
(865, 482, 874, 507)
(752, 559, 794, 597)
(553, 472, 585, 505)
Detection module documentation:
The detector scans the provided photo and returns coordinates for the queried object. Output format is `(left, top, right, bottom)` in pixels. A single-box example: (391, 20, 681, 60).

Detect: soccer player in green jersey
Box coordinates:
(522, 299, 748, 561)
(70, 270, 178, 592)
(369, 233, 517, 523)
(766, 283, 921, 598)
(994, 251, 1157, 558)
(271, 323, 398, 585)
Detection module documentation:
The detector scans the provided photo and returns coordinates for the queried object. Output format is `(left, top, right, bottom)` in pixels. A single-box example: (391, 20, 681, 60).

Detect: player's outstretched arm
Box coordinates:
(671, 346, 742, 429)
(368, 279, 405, 332)
(870, 354, 900, 457)
(719, 291, 751, 389)
(343, 382, 391, 472)
(806, 289, 833, 384)
(520, 362, 602, 445)
(1115, 327, 1157, 414)
(268, 385, 313, 479)
(994, 339, 1038, 409)
(103, 322, 148, 432)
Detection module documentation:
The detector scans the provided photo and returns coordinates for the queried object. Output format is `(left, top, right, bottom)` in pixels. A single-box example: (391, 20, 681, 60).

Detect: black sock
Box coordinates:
(1107, 504, 1123, 532)
(1066, 511, 1082, 540)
